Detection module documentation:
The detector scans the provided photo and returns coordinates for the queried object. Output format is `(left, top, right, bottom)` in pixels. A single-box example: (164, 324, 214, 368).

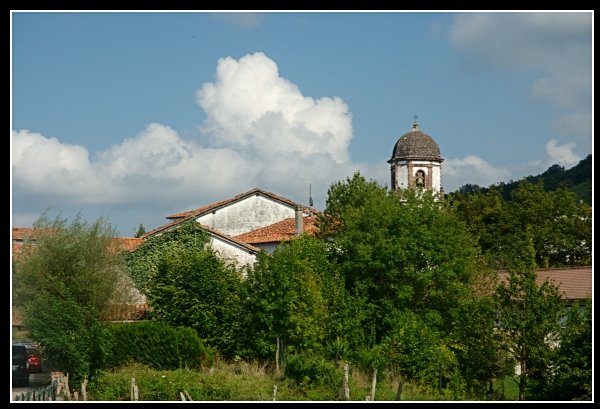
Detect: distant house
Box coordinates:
(498, 266, 592, 305)
(144, 187, 318, 266)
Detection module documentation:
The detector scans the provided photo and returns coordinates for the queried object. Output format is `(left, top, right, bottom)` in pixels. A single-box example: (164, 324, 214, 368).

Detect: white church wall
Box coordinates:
(209, 236, 257, 270)
(197, 195, 295, 237)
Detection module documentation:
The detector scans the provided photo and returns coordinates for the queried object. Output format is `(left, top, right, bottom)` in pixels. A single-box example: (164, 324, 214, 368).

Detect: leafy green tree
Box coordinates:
(319, 172, 479, 341)
(126, 221, 244, 357)
(241, 235, 350, 359)
(508, 180, 591, 267)
(449, 274, 507, 399)
(495, 229, 564, 401)
(528, 300, 592, 400)
(451, 180, 591, 269)
(13, 213, 129, 385)
(134, 223, 147, 238)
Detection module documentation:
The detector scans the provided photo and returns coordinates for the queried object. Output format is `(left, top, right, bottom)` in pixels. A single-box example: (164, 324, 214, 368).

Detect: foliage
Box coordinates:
(106, 321, 211, 371)
(319, 172, 479, 342)
(284, 353, 341, 386)
(24, 292, 111, 385)
(241, 235, 335, 358)
(13, 213, 130, 386)
(134, 223, 147, 238)
(527, 300, 592, 400)
(451, 154, 591, 205)
(495, 230, 564, 400)
(13, 212, 129, 310)
(87, 360, 419, 401)
(124, 220, 244, 357)
(451, 179, 592, 269)
(382, 311, 448, 383)
(123, 220, 211, 293)
(449, 278, 508, 399)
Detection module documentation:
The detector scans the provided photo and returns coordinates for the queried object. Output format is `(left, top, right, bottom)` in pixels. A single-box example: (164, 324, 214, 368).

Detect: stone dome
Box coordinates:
(390, 121, 442, 161)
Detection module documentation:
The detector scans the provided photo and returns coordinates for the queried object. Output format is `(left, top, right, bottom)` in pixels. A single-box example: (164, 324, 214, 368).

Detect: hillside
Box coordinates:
(452, 154, 592, 205)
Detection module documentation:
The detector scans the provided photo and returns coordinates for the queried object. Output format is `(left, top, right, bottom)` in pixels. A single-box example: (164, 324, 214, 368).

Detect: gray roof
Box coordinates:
(389, 123, 442, 162)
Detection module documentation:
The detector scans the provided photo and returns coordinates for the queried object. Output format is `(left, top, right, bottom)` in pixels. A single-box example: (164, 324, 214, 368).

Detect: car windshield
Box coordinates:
(12, 346, 27, 360)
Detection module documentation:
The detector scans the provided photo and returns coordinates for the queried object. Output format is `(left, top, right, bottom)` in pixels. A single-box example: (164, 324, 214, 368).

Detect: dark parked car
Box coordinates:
(12, 344, 29, 387)
(13, 342, 43, 374)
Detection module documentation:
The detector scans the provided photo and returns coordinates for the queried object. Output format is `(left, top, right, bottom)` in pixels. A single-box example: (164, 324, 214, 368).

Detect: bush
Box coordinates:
(106, 321, 212, 370)
(284, 353, 340, 386)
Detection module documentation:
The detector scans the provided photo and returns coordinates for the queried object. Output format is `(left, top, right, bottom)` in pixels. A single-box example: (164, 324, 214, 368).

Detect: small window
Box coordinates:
(415, 170, 425, 188)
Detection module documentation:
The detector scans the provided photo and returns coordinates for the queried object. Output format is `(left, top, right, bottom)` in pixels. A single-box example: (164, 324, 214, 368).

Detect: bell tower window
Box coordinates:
(415, 169, 425, 188)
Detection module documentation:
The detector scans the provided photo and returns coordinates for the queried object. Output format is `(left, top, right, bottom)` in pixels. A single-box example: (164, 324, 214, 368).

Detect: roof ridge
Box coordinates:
(165, 187, 314, 220)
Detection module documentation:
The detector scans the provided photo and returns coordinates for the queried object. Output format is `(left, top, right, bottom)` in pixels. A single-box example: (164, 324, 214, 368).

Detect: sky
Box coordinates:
(11, 11, 593, 237)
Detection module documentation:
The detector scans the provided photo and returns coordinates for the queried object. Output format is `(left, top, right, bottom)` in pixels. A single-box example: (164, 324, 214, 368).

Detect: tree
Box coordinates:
(12, 213, 130, 385)
(451, 180, 592, 269)
(241, 235, 334, 359)
(124, 220, 244, 357)
(319, 172, 479, 341)
(495, 229, 564, 401)
(528, 300, 592, 400)
(134, 223, 146, 238)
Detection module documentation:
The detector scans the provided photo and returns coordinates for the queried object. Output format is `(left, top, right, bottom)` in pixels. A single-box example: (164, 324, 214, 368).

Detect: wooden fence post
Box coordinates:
(370, 368, 377, 401)
(275, 337, 280, 373)
(63, 373, 71, 401)
(131, 378, 137, 401)
(341, 363, 350, 400)
(272, 385, 277, 401)
(395, 378, 404, 401)
(81, 378, 88, 401)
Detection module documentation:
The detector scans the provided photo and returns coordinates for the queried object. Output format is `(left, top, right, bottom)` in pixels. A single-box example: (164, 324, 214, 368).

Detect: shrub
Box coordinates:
(106, 321, 212, 370)
(284, 353, 340, 386)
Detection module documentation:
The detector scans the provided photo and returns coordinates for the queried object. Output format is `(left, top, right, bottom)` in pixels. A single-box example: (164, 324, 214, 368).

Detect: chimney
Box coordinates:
(295, 206, 304, 236)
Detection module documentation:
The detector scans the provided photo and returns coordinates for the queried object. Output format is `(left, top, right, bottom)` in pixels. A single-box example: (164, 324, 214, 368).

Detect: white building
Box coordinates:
(144, 188, 317, 268)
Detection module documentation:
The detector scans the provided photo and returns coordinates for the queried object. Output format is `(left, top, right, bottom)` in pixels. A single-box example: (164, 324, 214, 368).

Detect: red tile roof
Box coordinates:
(498, 266, 592, 300)
(234, 216, 318, 244)
(113, 237, 145, 252)
(12, 227, 37, 241)
(165, 187, 316, 220)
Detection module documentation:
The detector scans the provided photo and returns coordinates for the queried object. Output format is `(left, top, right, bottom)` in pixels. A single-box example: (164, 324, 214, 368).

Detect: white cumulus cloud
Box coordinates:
(197, 52, 353, 164)
(12, 52, 362, 233)
(443, 155, 511, 190)
(544, 139, 581, 167)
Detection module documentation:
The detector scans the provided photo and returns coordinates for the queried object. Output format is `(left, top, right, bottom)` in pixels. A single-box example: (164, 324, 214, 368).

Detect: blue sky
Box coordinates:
(11, 11, 593, 236)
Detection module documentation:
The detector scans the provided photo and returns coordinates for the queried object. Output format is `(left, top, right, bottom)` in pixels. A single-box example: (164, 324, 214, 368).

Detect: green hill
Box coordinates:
(452, 154, 592, 205)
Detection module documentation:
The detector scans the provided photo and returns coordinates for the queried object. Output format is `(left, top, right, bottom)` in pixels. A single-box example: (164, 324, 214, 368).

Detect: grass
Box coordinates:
(86, 360, 445, 401)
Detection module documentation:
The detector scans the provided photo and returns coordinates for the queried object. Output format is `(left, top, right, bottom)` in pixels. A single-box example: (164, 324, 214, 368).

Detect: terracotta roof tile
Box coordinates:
(498, 266, 592, 300)
(234, 216, 318, 244)
(113, 237, 145, 252)
(12, 227, 37, 241)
